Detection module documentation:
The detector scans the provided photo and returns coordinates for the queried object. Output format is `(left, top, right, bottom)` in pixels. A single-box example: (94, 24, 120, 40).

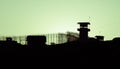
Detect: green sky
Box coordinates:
(0, 0, 120, 40)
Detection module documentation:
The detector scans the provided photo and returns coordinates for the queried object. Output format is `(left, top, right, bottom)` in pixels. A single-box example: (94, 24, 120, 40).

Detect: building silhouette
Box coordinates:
(27, 35, 46, 48)
(77, 22, 90, 41)
(0, 21, 120, 64)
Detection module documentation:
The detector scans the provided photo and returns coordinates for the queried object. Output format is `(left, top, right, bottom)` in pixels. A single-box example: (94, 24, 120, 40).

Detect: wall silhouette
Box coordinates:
(0, 22, 120, 64)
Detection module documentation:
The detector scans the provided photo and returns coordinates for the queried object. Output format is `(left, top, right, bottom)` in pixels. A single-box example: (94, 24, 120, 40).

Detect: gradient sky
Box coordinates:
(0, 0, 120, 40)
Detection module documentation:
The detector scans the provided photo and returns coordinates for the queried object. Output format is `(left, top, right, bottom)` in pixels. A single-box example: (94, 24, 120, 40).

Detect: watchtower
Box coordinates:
(77, 22, 90, 41)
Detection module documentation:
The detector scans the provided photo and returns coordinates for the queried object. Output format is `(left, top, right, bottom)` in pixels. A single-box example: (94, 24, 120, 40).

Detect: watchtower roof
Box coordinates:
(78, 22, 90, 27)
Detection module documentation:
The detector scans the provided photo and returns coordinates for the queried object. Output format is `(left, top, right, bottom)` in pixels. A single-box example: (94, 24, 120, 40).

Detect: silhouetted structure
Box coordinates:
(67, 32, 79, 42)
(95, 36, 104, 41)
(27, 35, 46, 48)
(0, 21, 120, 64)
(77, 22, 90, 41)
